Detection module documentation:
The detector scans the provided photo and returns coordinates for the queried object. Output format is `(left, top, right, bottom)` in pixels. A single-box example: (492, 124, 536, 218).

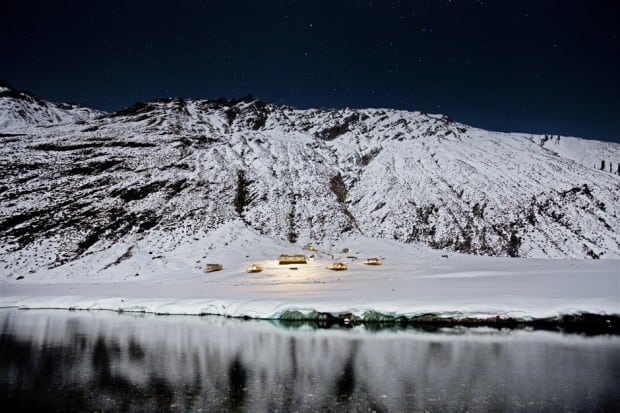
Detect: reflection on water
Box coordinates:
(1, 309, 619, 412)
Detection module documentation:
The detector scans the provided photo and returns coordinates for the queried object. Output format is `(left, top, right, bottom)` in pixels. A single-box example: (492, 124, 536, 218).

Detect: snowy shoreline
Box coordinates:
(1, 299, 619, 335)
(2, 234, 619, 334)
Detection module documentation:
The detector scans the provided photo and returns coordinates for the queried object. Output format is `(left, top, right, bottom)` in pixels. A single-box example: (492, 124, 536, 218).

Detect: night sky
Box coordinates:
(2, 0, 619, 142)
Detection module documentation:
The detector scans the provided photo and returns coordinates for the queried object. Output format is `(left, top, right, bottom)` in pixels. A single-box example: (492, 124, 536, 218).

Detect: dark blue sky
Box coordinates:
(2, 0, 619, 142)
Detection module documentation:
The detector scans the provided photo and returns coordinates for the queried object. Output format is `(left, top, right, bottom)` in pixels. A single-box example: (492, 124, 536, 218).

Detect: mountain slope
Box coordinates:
(1, 87, 620, 278)
(0, 80, 100, 130)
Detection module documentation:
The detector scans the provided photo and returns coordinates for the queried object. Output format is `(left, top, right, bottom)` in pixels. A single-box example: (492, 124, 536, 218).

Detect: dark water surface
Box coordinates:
(1, 308, 619, 412)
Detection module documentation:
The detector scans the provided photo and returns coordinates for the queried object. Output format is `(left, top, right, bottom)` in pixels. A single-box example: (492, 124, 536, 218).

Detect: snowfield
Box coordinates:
(1, 83, 619, 321)
(1, 222, 618, 320)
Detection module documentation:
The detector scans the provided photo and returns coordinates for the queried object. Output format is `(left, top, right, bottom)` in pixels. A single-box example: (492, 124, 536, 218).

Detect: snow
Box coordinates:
(2, 96, 620, 265)
(1, 93, 619, 322)
(0, 88, 101, 130)
(1, 222, 618, 320)
(535, 134, 619, 171)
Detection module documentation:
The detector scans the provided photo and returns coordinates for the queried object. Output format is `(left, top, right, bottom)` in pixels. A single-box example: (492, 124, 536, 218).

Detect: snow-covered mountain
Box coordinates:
(1, 82, 619, 278)
(0, 81, 100, 130)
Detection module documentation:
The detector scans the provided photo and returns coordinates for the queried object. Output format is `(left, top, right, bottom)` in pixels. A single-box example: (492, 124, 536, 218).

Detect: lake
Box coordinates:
(1, 308, 619, 412)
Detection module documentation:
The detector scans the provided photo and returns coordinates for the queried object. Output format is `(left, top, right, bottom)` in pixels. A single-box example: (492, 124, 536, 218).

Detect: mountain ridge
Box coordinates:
(1, 82, 619, 278)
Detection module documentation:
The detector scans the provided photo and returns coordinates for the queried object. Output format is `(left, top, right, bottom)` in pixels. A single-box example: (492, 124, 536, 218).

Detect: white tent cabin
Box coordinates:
(247, 263, 264, 273)
(328, 262, 348, 271)
(302, 243, 318, 251)
(363, 257, 382, 265)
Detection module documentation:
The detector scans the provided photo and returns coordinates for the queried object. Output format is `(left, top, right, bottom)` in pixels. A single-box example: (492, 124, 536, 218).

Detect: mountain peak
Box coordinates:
(0, 80, 41, 102)
(0, 81, 101, 130)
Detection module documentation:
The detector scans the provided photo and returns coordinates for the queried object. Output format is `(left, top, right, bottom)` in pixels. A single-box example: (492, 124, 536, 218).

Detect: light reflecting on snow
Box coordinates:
(1, 309, 619, 412)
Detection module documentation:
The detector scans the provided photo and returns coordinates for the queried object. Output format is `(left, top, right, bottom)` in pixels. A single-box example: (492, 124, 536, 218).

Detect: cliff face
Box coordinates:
(1, 87, 620, 276)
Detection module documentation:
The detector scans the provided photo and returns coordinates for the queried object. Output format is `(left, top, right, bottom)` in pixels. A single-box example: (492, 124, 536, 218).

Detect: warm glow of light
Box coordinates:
(278, 255, 307, 265)
(247, 263, 264, 273)
(364, 257, 382, 265)
(328, 262, 347, 271)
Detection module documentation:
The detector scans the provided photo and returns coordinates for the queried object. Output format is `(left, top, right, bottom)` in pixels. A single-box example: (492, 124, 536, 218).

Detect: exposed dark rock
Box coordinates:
(111, 181, 168, 203)
(317, 114, 360, 140)
(109, 102, 154, 118)
(329, 173, 347, 204)
(234, 170, 251, 215)
(276, 311, 620, 335)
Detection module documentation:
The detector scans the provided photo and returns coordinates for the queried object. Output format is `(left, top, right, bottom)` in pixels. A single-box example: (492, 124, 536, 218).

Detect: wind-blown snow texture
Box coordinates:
(1, 82, 620, 282)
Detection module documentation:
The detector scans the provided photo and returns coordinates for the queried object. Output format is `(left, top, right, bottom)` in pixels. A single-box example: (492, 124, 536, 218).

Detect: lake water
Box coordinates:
(1, 308, 619, 412)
